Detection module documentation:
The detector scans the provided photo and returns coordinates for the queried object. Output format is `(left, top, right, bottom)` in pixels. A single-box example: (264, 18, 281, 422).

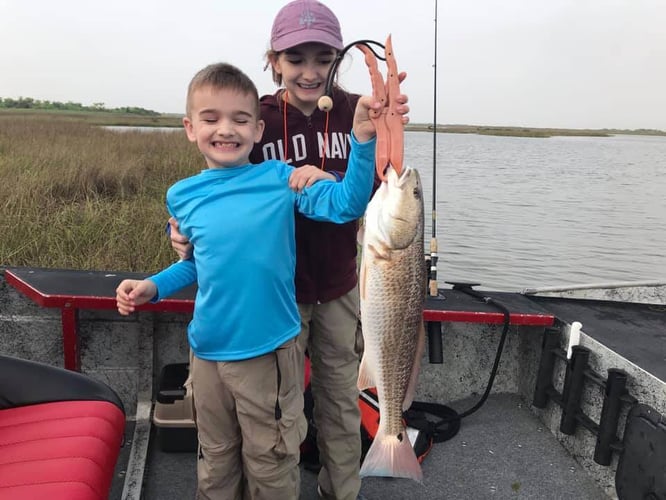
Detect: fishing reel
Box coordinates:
(317, 39, 386, 112)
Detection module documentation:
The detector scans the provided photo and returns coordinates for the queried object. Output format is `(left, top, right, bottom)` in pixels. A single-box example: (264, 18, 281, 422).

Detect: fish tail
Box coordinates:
(359, 427, 423, 482)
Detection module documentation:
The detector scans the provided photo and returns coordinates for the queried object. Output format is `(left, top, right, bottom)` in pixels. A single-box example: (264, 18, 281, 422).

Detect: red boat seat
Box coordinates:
(0, 355, 126, 500)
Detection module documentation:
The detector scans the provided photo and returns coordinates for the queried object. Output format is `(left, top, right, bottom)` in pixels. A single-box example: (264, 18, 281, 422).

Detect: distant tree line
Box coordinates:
(0, 96, 160, 116)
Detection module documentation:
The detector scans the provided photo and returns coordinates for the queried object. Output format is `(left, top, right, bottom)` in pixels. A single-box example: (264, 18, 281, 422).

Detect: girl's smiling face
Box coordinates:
(271, 42, 337, 115)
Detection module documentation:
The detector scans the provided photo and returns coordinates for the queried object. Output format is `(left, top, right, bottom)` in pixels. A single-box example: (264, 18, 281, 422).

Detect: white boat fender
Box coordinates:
(567, 321, 583, 360)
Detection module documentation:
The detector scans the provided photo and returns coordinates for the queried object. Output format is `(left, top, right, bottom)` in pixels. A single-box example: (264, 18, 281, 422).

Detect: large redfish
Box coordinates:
(357, 164, 426, 481)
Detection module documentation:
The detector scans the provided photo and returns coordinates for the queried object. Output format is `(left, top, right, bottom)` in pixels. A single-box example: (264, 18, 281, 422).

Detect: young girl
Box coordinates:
(170, 2, 409, 498)
(261, 7, 377, 496)
(258, 4, 409, 495)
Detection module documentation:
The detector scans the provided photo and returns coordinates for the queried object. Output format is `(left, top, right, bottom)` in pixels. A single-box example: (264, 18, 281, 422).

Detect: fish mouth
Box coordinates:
(394, 166, 413, 186)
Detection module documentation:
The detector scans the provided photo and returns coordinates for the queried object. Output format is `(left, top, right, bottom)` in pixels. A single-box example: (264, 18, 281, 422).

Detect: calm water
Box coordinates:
(404, 132, 666, 290)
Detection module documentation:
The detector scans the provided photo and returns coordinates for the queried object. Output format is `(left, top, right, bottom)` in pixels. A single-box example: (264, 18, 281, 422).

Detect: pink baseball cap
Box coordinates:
(270, 0, 343, 52)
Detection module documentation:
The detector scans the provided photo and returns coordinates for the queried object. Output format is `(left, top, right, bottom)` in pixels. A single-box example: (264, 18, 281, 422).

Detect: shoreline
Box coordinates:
(2, 108, 665, 138)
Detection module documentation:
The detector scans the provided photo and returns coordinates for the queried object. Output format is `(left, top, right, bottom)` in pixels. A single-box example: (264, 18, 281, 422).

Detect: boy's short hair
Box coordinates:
(186, 63, 260, 117)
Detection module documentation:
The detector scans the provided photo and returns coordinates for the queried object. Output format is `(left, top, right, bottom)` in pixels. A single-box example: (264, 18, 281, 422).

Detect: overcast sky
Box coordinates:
(1, 0, 664, 130)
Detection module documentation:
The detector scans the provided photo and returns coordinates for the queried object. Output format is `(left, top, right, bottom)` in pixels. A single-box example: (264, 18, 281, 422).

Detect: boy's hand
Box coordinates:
(289, 165, 336, 192)
(116, 279, 157, 315)
(168, 217, 193, 260)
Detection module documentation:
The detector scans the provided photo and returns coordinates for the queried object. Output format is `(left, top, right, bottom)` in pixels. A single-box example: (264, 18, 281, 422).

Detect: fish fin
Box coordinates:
(403, 321, 426, 411)
(368, 241, 392, 260)
(357, 221, 365, 246)
(360, 427, 423, 482)
(357, 354, 374, 390)
(359, 258, 366, 301)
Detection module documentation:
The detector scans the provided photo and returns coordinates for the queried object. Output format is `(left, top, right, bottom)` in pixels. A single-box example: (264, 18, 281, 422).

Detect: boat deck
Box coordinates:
(121, 291, 666, 499)
(5, 268, 665, 498)
(114, 393, 611, 500)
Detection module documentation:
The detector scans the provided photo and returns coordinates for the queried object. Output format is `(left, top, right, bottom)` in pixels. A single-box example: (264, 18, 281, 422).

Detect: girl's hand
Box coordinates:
(168, 217, 193, 260)
(353, 94, 409, 142)
(289, 164, 336, 192)
(396, 71, 411, 126)
(353, 73, 411, 143)
(352, 95, 383, 143)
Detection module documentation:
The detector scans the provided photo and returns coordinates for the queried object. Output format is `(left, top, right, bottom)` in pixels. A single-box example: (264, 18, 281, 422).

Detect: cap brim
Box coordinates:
(272, 30, 343, 51)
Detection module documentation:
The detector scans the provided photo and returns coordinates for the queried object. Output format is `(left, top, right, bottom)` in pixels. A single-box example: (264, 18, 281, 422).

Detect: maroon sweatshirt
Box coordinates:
(249, 87, 365, 304)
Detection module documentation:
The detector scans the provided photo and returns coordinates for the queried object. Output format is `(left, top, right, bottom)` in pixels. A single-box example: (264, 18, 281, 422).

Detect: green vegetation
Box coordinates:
(0, 97, 183, 128)
(1, 107, 664, 272)
(0, 107, 183, 128)
(0, 113, 199, 272)
(0, 96, 161, 117)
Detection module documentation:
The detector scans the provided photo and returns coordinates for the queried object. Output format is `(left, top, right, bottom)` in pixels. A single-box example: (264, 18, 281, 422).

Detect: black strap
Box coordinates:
(405, 401, 461, 443)
(361, 389, 461, 443)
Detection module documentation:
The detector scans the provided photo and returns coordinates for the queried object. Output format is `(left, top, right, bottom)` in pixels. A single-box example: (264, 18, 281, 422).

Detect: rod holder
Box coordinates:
(594, 368, 628, 465)
(560, 345, 590, 435)
(533, 327, 561, 408)
(427, 321, 443, 364)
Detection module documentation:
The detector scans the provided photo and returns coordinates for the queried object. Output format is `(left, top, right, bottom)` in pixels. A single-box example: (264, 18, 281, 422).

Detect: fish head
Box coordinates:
(377, 165, 423, 250)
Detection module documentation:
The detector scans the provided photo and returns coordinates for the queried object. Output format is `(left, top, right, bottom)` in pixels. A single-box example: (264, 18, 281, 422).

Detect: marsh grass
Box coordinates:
(0, 108, 183, 127)
(3, 111, 662, 273)
(0, 114, 202, 272)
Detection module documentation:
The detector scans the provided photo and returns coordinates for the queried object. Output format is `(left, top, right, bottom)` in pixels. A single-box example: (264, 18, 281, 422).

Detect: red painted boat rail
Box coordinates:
(4, 267, 554, 371)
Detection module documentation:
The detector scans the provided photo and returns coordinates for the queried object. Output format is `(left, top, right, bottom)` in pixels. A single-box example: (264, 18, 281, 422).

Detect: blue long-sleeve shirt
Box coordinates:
(148, 133, 375, 361)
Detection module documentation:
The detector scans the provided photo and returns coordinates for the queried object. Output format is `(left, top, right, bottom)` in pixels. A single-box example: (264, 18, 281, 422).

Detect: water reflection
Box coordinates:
(102, 127, 666, 290)
(104, 125, 182, 133)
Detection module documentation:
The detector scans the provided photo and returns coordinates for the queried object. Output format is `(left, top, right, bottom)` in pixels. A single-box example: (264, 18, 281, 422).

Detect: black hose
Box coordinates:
(434, 284, 512, 424)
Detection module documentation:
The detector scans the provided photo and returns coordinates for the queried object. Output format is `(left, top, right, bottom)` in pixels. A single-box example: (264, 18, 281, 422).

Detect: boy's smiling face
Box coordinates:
(183, 85, 265, 168)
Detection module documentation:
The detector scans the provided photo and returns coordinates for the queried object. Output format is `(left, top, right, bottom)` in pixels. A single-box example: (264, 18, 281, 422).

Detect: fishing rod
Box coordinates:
(426, 0, 446, 366)
(428, 0, 440, 299)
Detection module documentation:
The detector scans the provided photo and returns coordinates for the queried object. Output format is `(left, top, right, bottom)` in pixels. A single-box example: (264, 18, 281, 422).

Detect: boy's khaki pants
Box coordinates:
(298, 288, 363, 500)
(190, 338, 306, 500)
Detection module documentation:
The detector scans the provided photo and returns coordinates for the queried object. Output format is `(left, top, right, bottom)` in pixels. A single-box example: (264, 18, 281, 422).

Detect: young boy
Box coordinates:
(115, 62, 379, 499)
